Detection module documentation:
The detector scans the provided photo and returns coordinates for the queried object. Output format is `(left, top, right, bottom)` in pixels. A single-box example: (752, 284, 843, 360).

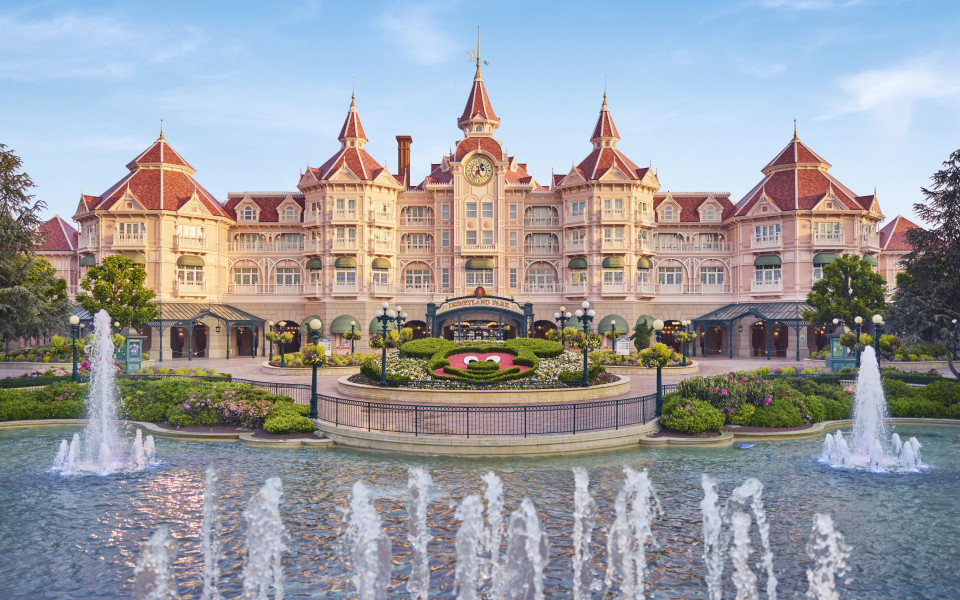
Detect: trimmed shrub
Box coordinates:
(803, 395, 827, 423)
(729, 403, 756, 425)
(820, 395, 853, 420)
(888, 397, 947, 418)
(661, 397, 725, 434)
(749, 398, 803, 428)
(924, 380, 960, 406)
(399, 338, 456, 359)
(263, 411, 316, 434)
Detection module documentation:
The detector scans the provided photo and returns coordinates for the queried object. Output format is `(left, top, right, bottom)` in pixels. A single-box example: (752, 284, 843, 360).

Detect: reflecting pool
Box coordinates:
(1, 423, 958, 599)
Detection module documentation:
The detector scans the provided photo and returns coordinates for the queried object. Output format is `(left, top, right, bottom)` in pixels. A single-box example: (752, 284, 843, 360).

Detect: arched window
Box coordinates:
(239, 205, 256, 221)
(281, 205, 297, 221)
(702, 205, 717, 221)
(662, 205, 674, 221)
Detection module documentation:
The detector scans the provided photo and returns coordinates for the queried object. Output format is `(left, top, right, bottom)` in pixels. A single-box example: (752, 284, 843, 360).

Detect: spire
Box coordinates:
(159, 118, 164, 140)
(793, 118, 798, 141)
(338, 92, 368, 148)
(590, 90, 620, 148)
(459, 28, 498, 137)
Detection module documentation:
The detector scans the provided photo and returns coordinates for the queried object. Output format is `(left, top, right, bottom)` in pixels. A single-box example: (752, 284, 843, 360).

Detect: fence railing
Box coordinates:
(384, 378, 584, 390)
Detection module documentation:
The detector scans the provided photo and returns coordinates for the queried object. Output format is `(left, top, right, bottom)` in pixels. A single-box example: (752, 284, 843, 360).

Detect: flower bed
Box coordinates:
(267, 351, 376, 368)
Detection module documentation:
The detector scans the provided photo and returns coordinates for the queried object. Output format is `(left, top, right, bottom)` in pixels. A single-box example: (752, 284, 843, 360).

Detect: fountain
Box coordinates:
(51, 309, 157, 475)
(820, 346, 925, 472)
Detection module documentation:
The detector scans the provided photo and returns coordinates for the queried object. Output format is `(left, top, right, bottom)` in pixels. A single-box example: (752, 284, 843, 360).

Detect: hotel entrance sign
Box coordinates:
(435, 295, 524, 315)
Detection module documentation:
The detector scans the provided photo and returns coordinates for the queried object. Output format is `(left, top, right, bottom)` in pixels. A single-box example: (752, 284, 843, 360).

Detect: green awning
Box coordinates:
(754, 255, 782, 268)
(306, 258, 323, 270)
(636, 314, 655, 328)
(637, 257, 652, 269)
(79, 255, 96, 267)
(812, 252, 839, 266)
(465, 258, 494, 269)
(335, 256, 357, 268)
(119, 252, 145, 265)
(371, 257, 391, 269)
(568, 257, 588, 270)
(598, 314, 627, 333)
(330, 315, 360, 334)
(369, 316, 398, 333)
(177, 255, 204, 267)
(602, 256, 625, 268)
(863, 254, 878, 266)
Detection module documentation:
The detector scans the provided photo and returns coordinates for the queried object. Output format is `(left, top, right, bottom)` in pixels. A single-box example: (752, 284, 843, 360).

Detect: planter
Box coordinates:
(802, 358, 949, 373)
(607, 361, 699, 375)
(260, 362, 360, 377)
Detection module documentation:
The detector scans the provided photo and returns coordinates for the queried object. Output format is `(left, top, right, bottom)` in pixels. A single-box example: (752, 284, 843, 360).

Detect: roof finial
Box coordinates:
(159, 118, 164, 140)
(793, 118, 798, 141)
(603, 76, 608, 106)
(351, 78, 356, 107)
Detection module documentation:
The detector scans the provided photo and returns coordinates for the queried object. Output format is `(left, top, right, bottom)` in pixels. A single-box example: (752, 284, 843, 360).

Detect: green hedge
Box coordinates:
(263, 400, 316, 434)
(0, 384, 86, 421)
(748, 397, 804, 428)
(661, 397, 725, 434)
(398, 338, 456, 358)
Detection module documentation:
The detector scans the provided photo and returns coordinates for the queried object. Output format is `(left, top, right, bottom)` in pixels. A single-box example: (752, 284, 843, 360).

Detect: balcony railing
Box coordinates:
(524, 217, 560, 228)
(175, 235, 207, 250)
(654, 242, 683, 252)
(524, 244, 560, 254)
(399, 216, 434, 227)
(373, 239, 394, 252)
(402, 283, 437, 294)
(175, 279, 206, 295)
(688, 282, 732, 294)
(751, 279, 783, 293)
(862, 234, 880, 247)
(601, 238, 629, 250)
(752, 235, 782, 249)
(566, 282, 587, 295)
(304, 210, 321, 223)
(636, 281, 655, 294)
(332, 282, 359, 295)
(601, 281, 627, 294)
(226, 283, 303, 295)
(371, 282, 393, 297)
(636, 239, 651, 253)
(813, 232, 845, 246)
(523, 283, 561, 294)
(461, 243, 497, 254)
(332, 238, 359, 250)
(113, 233, 145, 246)
(566, 239, 585, 251)
(78, 235, 97, 248)
(372, 210, 395, 223)
(601, 208, 627, 219)
(333, 209, 358, 220)
(303, 240, 323, 254)
(402, 244, 434, 254)
(656, 283, 684, 295)
(567, 212, 585, 223)
(227, 241, 305, 253)
(680, 242, 732, 253)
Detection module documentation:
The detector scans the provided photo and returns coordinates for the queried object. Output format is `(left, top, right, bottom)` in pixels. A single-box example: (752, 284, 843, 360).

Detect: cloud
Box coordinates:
(375, 3, 455, 65)
(818, 58, 960, 133)
(757, 0, 866, 9)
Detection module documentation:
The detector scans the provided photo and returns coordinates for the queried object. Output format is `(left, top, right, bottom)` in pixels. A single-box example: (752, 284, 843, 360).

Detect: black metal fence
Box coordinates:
(384, 378, 584, 390)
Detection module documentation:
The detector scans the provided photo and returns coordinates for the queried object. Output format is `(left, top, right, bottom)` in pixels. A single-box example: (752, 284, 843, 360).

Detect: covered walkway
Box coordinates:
(691, 302, 812, 361)
(146, 302, 266, 362)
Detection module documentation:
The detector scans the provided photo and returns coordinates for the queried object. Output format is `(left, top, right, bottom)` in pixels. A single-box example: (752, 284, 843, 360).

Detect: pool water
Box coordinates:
(0, 424, 958, 599)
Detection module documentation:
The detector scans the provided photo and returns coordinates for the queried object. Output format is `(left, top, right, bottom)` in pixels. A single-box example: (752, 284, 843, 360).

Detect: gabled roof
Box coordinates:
(653, 193, 735, 222)
(590, 93, 620, 141)
(310, 147, 385, 181)
(879, 215, 922, 251)
(458, 68, 498, 125)
(80, 135, 229, 218)
(224, 193, 306, 222)
(575, 147, 650, 181)
(36, 215, 78, 252)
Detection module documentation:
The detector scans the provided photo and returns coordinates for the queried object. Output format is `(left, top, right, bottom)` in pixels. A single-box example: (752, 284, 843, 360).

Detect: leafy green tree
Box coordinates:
(0, 143, 44, 256)
(77, 254, 159, 327)
(630, 319, 652, 351)
(886, 148, 960, 376)
(802, 254, 887, 326)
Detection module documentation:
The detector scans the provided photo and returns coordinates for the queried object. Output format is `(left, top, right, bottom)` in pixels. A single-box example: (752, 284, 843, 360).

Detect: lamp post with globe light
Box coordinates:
(267, 320, 274, 362)
(553, 306, 571, 347)
(308, 319, 322, 418)
(854, 316, 863, 368)
(69, 315, 80, 383)
(574, 301, 596, 388)
(952, 318, 958, 360)
(350, 320, 357, 354)
(653, 319, 665, 415)
(610, 319, 617, 350)
(375, 302, 402, 387)
(277, 321, 287, 368)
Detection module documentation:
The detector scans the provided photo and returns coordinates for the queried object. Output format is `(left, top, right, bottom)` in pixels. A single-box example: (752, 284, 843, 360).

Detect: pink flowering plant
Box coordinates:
(676, 370, 776, 416)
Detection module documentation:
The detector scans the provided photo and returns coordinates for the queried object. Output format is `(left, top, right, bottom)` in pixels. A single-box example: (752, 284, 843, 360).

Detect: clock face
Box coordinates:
(464, 155, 494, 186)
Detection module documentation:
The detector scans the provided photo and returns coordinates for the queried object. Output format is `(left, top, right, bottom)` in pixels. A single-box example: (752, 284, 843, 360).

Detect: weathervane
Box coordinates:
(466, 26, 489, 74)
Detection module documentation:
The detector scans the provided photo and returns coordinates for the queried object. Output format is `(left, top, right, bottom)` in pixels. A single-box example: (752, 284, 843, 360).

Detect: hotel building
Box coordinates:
(38, 63, 920, 361)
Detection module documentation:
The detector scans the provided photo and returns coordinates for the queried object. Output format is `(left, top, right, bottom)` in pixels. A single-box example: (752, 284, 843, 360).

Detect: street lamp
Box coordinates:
(574, 301, 596, 388)
(375, 301, 401, 387)
(872, 314, 883, 364)
(952, 318, 958, 360)
(396, 306, 406, 329)
(553, 306, 571, 347)
(267, 320, 274, 361)
(350, 320, 357, 354)
(69, 315, 80, 383)
(680, 319, 692, 366)
(653, 319, 665, 415)
(854, 316, 863, 368)
(277, 321, 287, 368)
(113, 320, 120, 334)
(308, 318, 321, 419)
(610, 319, 617, 350)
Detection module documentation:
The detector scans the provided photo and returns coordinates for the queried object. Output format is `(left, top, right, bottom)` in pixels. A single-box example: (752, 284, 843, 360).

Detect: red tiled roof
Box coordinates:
(459, 73, 498, 124)
(92, 168, 229, 217)
(653, 193, 734, 223)
(36, 215, 78, 252)
(455, 137, 504, 161)
(125, 137, 194, 171)
(338, 96, 367, 142)
(879, 215, 922, 251)
(417, 157, 454, 188)
(223, 194, 305, 222)
(575, 147, 649, 181)
(311, 147, 384, 181)
(82, 194, 100, 210)
(590, 95, 620, 140)
(763, 138, 830, 171)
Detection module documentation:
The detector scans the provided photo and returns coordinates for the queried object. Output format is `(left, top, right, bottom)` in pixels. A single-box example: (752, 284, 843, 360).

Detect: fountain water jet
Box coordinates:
(133, 525, 180, 600)
(348, 480, 392, 600)
(51, 309, 157, 475)
(201, 466, 223, 600)
(604, 467, 661, 599)
(481, 471, 504, 596)
(805, 513, 849, 600)
(571, 467, 597, 600)
(454, 494, 484, 600)
(500, 499, 549, 600)
(406, 467, 433, 600)
(241, 477, 285, 600)
(820, 346, 925, 472)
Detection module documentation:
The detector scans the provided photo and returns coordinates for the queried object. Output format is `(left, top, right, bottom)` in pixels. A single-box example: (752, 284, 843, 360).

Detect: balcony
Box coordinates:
(524, 244, 560, 255)
(175, 279, 206, 296)
(402, 283, 437, 295)
(601, 238, 629, 251)
(226, 283, 303, 295)
(303, 239, 323, 254)
(688, 283, 732, 295)
(373, 239, 395, 252)
(751, 279, 783, 294)
(113, 233, 145, 246)
(371, 282, 394, 297)
(78, 235, 97, 249)
(227, 241, 305, 253)
(332, 238, 359, 251)
(601, 208, 627, 220)
(752, 235, 782, 250)
(227, 283, 260, 295)
(372, 210, 395, 224)
(654, 241, 683, 253)
(813, 232, 845, 247)
(636, 281, 655, 295)
(332, 282, 359, 295)
(333, 209, 358, 221)
(656, 283, 684, 295)
(566, 211, 585, 224)
(566, 239, 585, 251)
(566, 282, 587, 296)
(523, 283, 561, 295)
(399, 216, 434, 227)
(303, 210, 322, 223)
(681, 242, 732, 254)
(636, 239, 651, 253)
(524, 217, 560, 228)
(461, 243, 497, 254)
(175, 235, 207, 250)
(862, 233, 880, 248)
(402, 244, 434, 254)
(601, 281, 627, 294)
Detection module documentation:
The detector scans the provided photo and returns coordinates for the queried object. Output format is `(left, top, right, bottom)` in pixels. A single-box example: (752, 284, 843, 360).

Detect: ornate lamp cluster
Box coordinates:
(374, 302, 404, 387)
(574, 301, 597, 388)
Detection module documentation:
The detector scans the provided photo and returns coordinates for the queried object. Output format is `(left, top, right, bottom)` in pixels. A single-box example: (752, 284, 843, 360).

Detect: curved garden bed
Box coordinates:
(260, 363, 360, 377)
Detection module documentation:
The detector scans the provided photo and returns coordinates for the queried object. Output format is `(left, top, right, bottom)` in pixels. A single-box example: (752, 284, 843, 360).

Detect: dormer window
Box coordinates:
(702, 205, 718, 221)
(662, 206, 675, 221)
(239, 206, 256, 221)
(280, 205, 298, 222)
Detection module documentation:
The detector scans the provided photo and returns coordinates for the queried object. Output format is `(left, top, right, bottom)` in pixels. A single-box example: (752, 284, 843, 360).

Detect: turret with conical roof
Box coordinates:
(338, 93, 368, 148)
(458, 56, 499, 137)
(590, 92, 620, 149)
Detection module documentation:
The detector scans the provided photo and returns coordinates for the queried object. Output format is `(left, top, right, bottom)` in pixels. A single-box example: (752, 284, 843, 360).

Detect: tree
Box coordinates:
(886, 148, 960, 376)
(630, 319, 652, 351)
(77, 255, 159, 328)
(0, 143, 44, 256)
(802, 254, 887, 327)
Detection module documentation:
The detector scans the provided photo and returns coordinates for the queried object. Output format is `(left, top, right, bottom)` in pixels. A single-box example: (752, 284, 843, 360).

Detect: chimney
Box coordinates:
(396, 135, 412, 188)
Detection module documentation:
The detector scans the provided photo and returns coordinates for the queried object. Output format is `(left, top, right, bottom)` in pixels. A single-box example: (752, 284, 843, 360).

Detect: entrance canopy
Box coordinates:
(691, 302, 811, 328)
(146, 302, 265, 329)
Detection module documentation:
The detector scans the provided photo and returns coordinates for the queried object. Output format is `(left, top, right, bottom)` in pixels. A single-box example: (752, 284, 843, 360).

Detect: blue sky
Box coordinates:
(2, 0, 959, 226)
